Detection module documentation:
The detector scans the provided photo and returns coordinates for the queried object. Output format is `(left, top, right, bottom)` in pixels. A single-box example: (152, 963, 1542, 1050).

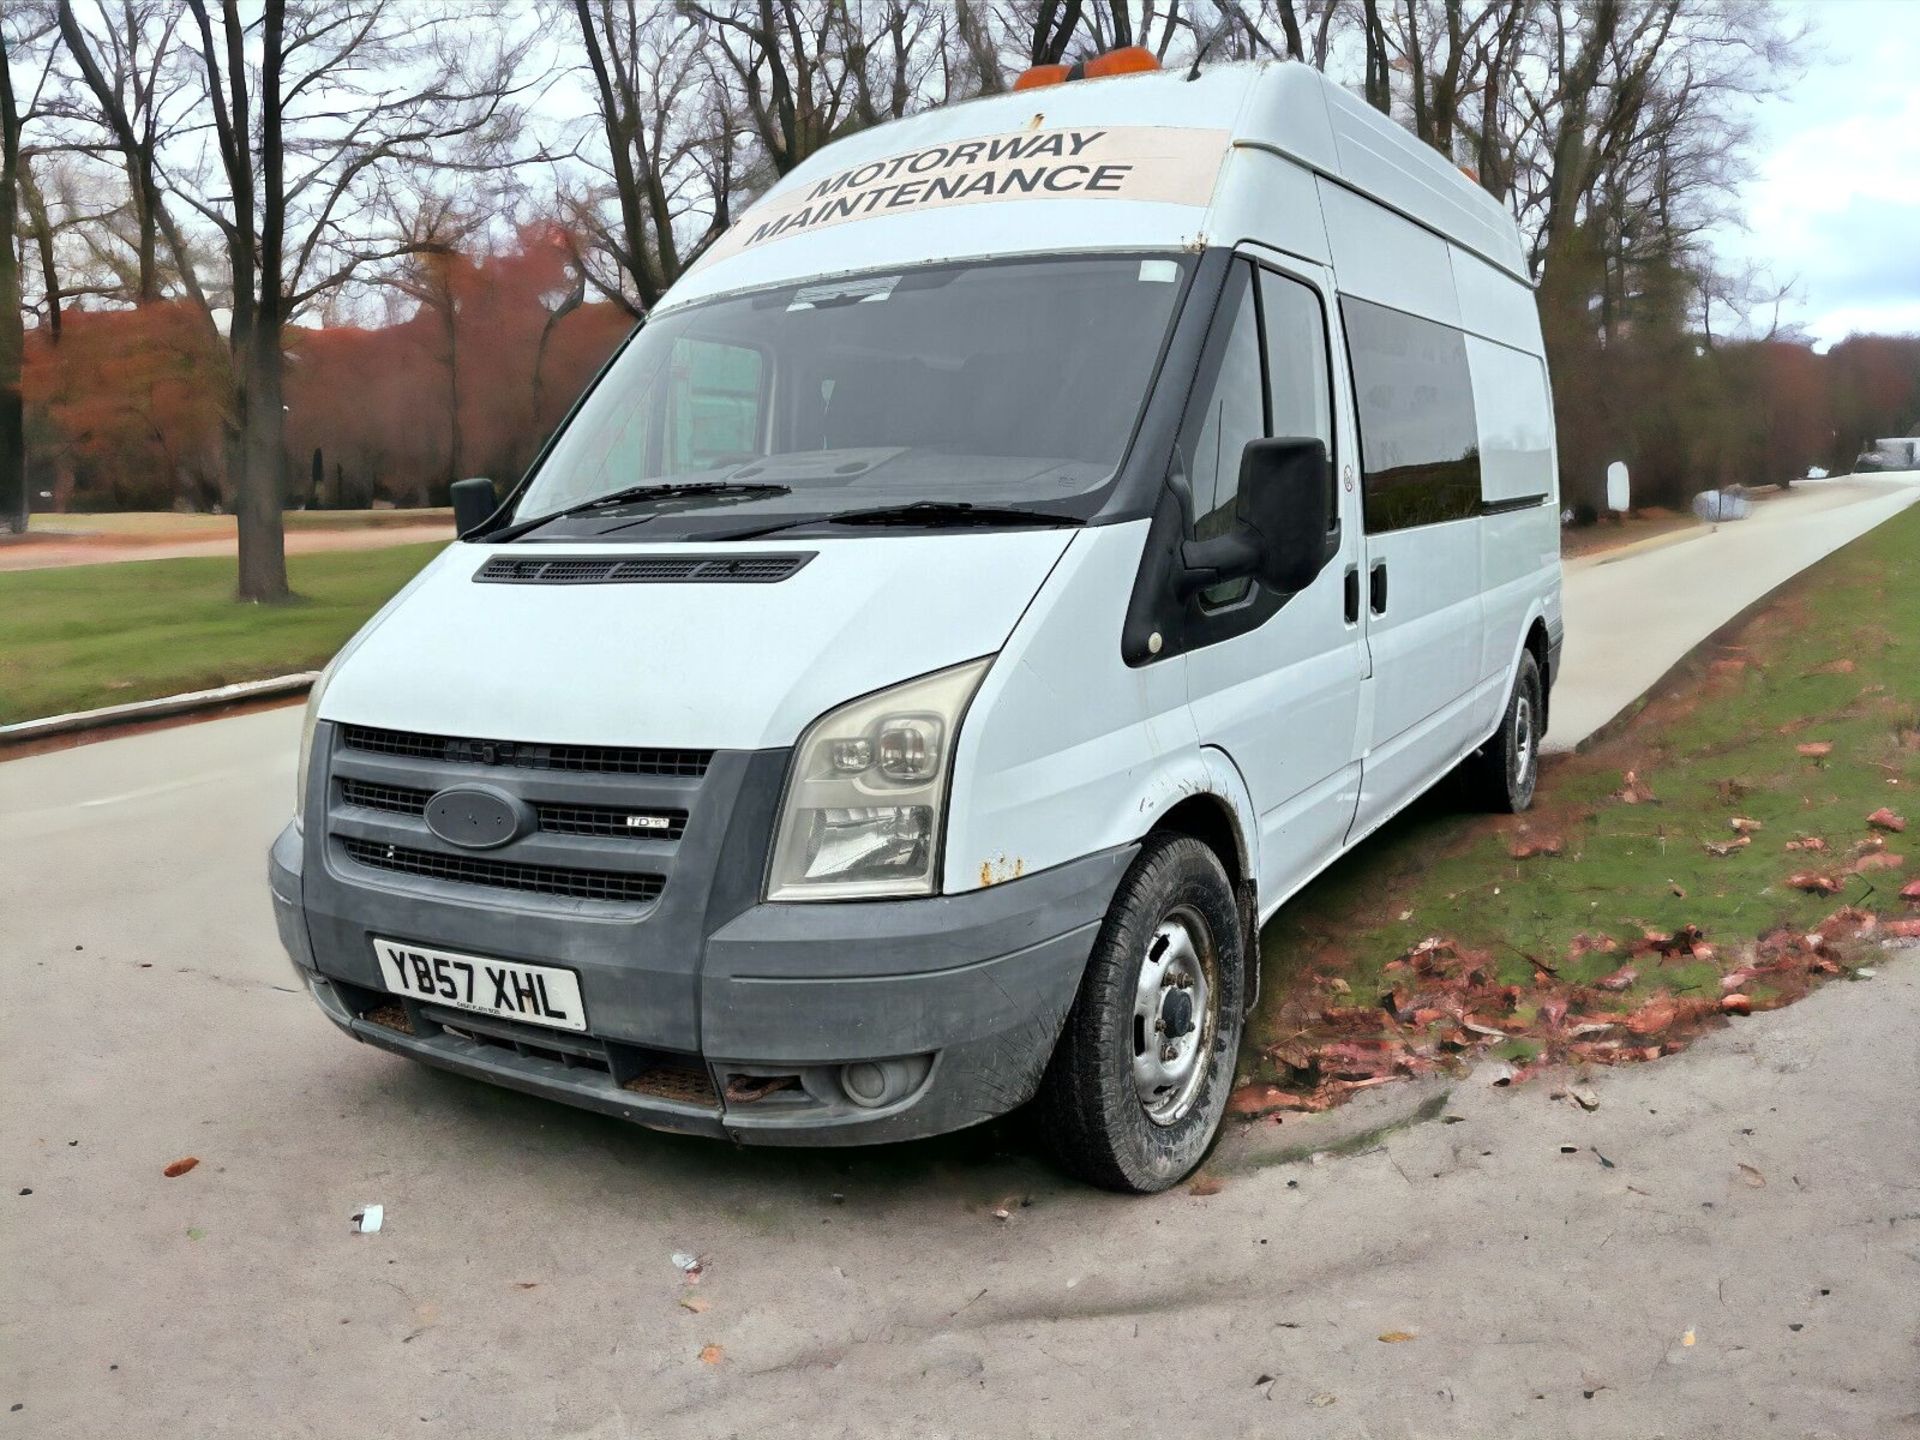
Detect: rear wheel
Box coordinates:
(1465, 649, 1542, 813)
(1038, 834, 1244, 1193)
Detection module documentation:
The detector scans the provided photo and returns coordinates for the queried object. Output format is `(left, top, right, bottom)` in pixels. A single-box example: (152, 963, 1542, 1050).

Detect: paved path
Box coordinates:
(0, 522, 451, 571)
(1549, 472, 1920, 751)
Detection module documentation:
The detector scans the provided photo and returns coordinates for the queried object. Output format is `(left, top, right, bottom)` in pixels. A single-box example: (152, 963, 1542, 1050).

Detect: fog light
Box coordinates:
(839, 1055, 933, 1109)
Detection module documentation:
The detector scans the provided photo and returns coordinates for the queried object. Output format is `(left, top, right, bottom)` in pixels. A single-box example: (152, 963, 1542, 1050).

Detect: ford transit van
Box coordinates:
(269, 58, 1562, 1192)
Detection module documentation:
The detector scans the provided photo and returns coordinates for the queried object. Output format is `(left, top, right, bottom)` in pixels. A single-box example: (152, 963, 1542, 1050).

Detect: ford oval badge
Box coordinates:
(424, 786, 528, 849)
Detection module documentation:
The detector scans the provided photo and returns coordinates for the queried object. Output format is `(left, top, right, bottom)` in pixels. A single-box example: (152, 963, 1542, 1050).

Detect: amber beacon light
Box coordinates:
(1013, 45, 1160, 91)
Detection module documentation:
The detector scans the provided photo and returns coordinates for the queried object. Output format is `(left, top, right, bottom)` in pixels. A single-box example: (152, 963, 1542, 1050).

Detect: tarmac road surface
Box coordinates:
(4, 478, 1918, 1438)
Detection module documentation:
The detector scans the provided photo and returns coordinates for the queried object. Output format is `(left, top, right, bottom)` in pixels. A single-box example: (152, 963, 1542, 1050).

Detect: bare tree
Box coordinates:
(567, 0, 736, 315)
(53, 0, 200, 305)
(2, 13, 30, 532)
(170, 0, 527, 602)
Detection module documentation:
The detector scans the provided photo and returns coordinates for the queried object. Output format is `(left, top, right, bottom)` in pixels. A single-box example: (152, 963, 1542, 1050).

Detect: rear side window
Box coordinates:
(1341, 297, 1481, 532)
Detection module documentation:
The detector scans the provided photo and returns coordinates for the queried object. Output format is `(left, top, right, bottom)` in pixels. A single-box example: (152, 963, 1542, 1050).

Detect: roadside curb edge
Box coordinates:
(0, 673, 318, 749)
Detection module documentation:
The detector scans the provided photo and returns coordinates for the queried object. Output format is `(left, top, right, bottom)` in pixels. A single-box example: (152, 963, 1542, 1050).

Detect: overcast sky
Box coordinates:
(1714, 0, 1920, 348)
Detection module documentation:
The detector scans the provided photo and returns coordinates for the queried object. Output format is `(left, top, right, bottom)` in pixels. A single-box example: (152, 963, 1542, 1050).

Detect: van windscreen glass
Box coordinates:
(510, 255, 1192, 536)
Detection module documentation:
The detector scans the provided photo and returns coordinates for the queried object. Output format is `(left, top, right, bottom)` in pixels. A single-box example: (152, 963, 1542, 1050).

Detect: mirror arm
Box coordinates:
(1176, 531, 1263, 596)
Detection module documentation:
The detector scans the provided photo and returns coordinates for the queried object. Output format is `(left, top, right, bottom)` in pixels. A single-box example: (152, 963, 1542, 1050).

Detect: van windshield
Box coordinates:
(508, 254, 1192, 538)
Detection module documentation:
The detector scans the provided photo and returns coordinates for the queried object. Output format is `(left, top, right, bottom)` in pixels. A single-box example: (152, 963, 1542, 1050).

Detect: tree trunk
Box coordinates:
(0, 29, 26, 533)
(234, 321, 290, 600)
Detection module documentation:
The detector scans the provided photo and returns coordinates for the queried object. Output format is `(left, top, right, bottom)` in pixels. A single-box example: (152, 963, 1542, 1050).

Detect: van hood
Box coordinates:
(318, 531, 1075, 751)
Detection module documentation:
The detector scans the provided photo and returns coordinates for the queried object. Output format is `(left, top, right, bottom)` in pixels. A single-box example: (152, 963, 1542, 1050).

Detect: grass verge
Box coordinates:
(1237, 502, 1920, 1116)
(0, 544, 441, 725)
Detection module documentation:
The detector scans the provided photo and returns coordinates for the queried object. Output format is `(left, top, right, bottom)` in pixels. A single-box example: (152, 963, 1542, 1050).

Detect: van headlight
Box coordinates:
(293, 656, 341, 829)
(767, 657, 993, 901)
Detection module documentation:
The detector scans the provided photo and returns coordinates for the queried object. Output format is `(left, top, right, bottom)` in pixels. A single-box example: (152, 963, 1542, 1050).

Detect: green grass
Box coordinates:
(1251, 503, 1919, 1075)
(0, 544, 443, 724)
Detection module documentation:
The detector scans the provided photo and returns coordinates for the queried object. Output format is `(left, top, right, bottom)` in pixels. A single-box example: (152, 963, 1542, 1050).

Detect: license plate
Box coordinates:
(371, 939, 587, 1033)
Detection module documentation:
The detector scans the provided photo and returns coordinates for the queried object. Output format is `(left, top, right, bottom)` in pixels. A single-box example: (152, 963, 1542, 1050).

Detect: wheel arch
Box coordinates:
(1136, 749, 1262, 1012)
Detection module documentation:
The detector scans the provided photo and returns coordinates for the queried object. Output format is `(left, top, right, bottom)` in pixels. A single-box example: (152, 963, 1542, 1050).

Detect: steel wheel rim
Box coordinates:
(1131, 905, 1219, 1126)
(1513, 693, 1536, 796)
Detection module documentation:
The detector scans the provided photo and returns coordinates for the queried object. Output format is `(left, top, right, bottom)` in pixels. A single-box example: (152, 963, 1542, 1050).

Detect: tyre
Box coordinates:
(1037, 833, 1245, 1193)
(1464, 649, 1542, 813)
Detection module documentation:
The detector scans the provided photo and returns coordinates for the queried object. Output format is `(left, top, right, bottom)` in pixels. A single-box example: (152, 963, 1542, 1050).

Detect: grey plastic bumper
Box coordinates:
(270, 822, 1132, 1146)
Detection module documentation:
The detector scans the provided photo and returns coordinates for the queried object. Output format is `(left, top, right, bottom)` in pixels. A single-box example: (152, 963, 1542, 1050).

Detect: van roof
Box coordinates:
(664, 61, 1528, 312)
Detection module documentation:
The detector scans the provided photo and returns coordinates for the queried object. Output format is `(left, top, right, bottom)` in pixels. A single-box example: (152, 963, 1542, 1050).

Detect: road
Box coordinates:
(1549, 472, 1920, 751)
(5, 484, 1919, 1438)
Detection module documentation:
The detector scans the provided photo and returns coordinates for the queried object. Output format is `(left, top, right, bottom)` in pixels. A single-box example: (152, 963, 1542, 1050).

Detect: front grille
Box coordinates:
(341, 725, 710, 778)
(474, 553, 812, 586)
(338, 778, 686, 840)
(338, 779, 427, 817)
(341, 837, 663, 905)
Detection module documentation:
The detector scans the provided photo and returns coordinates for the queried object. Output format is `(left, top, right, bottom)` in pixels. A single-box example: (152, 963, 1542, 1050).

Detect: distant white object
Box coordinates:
(1606, 461, 1630, 513)
(352, 1204, 384, 1234)
(1805, 467, 1829, 480)
(1692, 490, 1752, 522)
(1855, 437, 1920, 473)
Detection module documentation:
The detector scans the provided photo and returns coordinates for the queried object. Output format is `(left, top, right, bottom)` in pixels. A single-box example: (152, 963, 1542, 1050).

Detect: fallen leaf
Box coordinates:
(1729, 817, 1765, 834)
(514, 1282, 539, 1290)
(1850, 851, 1904, 873)
(679, 1296, 710, 1314)
(1704, 836, 1750, 858)
(1786, 872, 1843, 895)
(1720, 993, 1752, 1015)
(1509, 834, 1564, 859)
(1903, 878, 1920, 904)
(1310, 1393, 1338, 1408)
(1807, 658, 1856, 675)
(991, 1206, 1012, 1221)
(1867, 807, 1907, 833)
(698, 1344, 724, 1365)
(1796, 741, 1833, 758)
(1567, 1086, 1600, 1111)
(162, 1157, 199, 1178)
(1377, 1330, 1418, 1343)
(1188, 1175, 1225, 1197)
(1884, 917, 1920, 937)
(1617, 770, 1657, 805)
(1682, 1328, 1697, 1347)
(1737, 1163, 1766, 1188)
(1327, 977, 1351, 995)
(1595, 959, 1641, 995)
(1784, 836, 1828, 853)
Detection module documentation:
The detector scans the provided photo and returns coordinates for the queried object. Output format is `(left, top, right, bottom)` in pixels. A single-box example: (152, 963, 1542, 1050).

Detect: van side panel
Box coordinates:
(1465, 333, 1558, 707)
(943, 522, 1210, 895)
(1317, 181, 1462, 326)
(1204, 147, 1332, 265)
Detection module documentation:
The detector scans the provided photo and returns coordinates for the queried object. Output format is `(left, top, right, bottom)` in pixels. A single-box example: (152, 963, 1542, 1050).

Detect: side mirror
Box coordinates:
(1178, 437, 1335, 596)
(451, 476, 500, 538)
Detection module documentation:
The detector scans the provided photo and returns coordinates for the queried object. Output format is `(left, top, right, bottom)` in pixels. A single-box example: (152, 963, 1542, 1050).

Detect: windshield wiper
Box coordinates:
(488, 480, 792, 543)
(712, 500, 1083, 542)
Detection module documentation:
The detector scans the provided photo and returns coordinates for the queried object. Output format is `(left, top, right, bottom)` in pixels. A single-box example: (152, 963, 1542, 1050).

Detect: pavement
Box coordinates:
(5, 482, 1920, 1438)
(1550, 472, 1920, 751)
(0, 522, 451, 572)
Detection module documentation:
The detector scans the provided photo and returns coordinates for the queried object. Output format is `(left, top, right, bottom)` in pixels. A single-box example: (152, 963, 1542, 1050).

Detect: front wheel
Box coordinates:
(1465, 649, 1542, 813)
(1037, 834, 1245, 1193)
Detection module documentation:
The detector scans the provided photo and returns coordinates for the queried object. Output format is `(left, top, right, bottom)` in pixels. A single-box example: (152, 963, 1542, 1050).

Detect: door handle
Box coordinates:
(1344, 565, 1360, 624)
(1369, 560, 1388, 616)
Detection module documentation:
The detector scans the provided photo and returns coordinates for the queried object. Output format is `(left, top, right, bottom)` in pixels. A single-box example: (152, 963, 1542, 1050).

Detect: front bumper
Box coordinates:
(271, 819, 1129, 1145)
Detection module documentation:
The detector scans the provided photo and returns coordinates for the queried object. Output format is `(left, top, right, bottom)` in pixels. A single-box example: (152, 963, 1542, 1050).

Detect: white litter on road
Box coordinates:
(352, 1204, 384, 1234)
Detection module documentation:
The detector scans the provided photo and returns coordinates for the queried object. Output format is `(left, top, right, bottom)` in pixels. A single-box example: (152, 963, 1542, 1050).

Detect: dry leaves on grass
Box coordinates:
(1785, 836, 1829, 853)
(1509, 833, 1564, 859)
(1704, 836, 1750, 858)
(1796, 741, 1834, 758)
(1867, 808, 1907, 833)
(1617, 770, 1658, 805)
(1903, 879, 1920, 905)
(1730, 817, 1766, 834)
(1787, 872, 1844, 895)
(1851, 851, 1905, 874)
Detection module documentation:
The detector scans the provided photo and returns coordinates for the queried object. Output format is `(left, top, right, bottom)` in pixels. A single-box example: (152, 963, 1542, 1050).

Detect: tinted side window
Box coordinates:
(1341, 297, 1481, 532)
(1185, 262, 1265, 605)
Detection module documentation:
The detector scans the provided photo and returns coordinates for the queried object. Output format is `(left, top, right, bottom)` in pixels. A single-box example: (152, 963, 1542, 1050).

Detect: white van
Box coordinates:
(269, 57, 1562, 1193)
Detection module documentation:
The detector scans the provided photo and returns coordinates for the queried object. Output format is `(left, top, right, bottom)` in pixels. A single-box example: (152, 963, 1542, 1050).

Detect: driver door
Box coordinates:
(1181, 254, 1369, 909)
